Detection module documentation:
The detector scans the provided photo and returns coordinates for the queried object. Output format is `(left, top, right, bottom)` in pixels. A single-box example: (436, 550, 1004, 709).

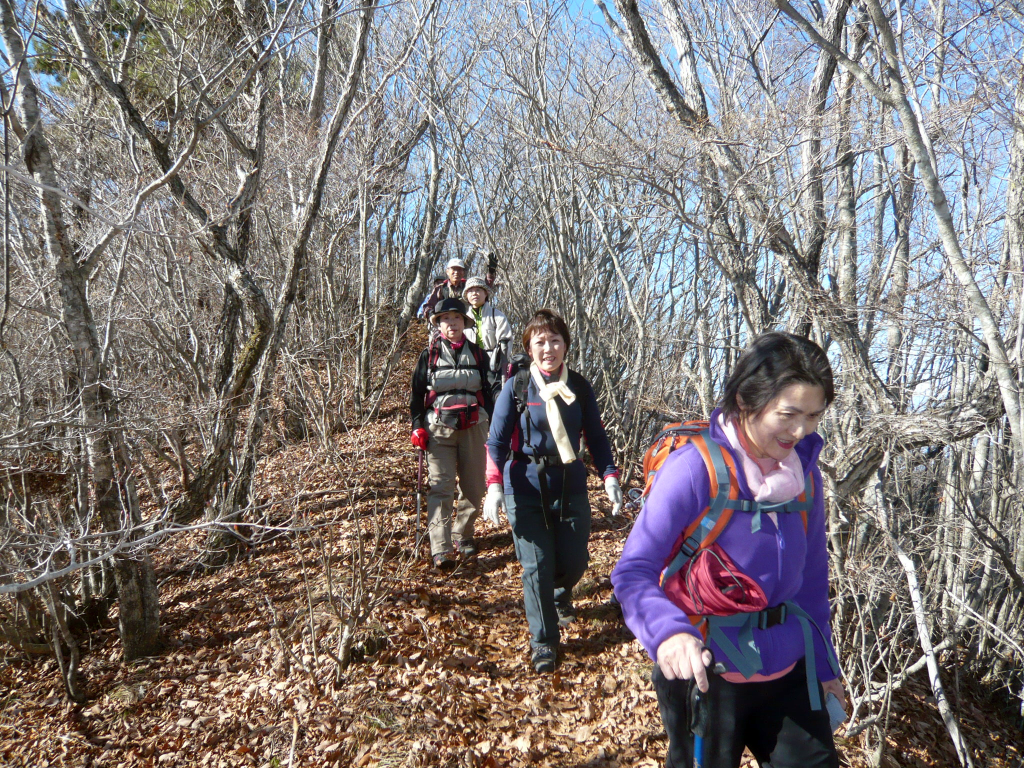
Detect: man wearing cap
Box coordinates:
(410, 298, 501, 569)
(419, 258, 469, 322)
(462, 276, 513, 382)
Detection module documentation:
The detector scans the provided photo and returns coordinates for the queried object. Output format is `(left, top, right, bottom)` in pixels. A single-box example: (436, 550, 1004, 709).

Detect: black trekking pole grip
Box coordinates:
(689, 647, 720, 768)
(689, 677, 711, 738)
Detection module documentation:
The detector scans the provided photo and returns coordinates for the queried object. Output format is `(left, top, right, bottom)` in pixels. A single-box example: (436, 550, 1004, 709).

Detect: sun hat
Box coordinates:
(463, 276, 490, 297)
(446, 258, 467, 271)
(430, 297, 474, 326)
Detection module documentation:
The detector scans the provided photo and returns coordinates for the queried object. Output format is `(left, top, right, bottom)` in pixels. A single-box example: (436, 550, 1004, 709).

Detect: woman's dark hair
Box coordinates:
(522, 309, 572, 352)
(719, 332, 834, 420)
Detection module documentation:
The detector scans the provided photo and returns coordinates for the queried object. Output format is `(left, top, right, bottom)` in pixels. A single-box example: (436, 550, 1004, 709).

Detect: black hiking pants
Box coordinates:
(652, 662, 839, 768)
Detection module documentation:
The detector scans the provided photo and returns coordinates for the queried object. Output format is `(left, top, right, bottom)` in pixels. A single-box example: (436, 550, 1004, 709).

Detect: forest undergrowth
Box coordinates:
(1, 327, 1020, 768)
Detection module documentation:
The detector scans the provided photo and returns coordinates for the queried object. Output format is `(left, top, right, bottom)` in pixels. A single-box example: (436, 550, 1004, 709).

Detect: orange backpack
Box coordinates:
(638, 421, 811, 593)
(640, 421, 713, 498)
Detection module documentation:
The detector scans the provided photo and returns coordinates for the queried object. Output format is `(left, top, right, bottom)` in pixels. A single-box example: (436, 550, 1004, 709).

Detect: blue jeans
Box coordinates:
(505, 492, 591, 649)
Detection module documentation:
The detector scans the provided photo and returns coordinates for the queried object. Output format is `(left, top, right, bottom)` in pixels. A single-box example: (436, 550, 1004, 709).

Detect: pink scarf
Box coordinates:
(719, 416, 804, 504)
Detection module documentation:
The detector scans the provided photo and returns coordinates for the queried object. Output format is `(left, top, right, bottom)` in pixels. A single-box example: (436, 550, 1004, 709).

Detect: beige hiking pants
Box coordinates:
(426, 415, 488, 556)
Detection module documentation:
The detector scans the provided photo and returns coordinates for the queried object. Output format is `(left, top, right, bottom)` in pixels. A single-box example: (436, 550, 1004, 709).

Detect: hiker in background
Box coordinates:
(419, 253, 499, 321)
(419, 258, 468, 321)
(410, 298, 501, 569)
(483, 309, 622, 674)
(462, 276, 513, 383)
(612, 332, 845, 768)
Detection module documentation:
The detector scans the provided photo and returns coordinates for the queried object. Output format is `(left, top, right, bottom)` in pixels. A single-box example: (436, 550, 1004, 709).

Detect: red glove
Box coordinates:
(410, 428, 429, 450)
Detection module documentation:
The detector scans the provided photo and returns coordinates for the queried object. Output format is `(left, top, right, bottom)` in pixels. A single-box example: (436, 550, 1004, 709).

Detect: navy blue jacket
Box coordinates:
(486, 367, 618, 498)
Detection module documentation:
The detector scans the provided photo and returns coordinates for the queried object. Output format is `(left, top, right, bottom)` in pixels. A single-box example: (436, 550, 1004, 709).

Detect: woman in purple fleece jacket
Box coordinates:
(612, 332, 845, 768)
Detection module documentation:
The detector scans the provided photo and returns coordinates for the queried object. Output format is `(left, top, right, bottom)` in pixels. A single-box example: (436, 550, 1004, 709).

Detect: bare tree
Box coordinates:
(1, 0, 160, 664)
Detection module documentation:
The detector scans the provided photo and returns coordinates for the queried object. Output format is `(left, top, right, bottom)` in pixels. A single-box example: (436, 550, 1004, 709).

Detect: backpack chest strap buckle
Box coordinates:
(757, 603, 787, 630)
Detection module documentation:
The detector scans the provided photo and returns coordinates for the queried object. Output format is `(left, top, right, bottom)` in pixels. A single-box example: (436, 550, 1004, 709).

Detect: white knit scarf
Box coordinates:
(530, 363, 577, 464)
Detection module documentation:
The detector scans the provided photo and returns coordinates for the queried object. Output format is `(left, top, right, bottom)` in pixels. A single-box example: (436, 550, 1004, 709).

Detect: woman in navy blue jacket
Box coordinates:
(484, 309, 622, 673)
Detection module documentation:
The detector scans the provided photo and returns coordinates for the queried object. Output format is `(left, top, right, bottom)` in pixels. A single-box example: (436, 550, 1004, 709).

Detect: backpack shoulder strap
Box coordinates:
(469, 340, 488, 369)
(800, 471, 813, 532)
(427, 338, 442, 373)
(512, 367, 533, 446)
(661, 430, 739, 583)
(512, 367, 530, 414)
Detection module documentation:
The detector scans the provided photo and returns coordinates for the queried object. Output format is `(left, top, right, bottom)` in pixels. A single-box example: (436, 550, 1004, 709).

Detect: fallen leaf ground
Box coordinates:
(1, 325, 1021, 768)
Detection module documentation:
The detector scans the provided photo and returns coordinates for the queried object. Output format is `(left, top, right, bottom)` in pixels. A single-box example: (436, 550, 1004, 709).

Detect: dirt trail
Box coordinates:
(1, 325, 1018, 768)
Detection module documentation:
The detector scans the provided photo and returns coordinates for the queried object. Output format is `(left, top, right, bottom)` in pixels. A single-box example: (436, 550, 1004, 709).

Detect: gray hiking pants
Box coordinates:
(506, 491, 591, 650)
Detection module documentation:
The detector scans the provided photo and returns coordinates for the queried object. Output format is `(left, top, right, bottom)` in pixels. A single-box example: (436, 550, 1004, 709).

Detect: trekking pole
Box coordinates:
(415, 448, 425, 558)
(690, 651, 722, 768)
(689, 680, 710, 768)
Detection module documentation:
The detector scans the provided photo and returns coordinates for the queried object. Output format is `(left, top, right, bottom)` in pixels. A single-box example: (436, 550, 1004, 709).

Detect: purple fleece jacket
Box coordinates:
(611, 409, 838, 682)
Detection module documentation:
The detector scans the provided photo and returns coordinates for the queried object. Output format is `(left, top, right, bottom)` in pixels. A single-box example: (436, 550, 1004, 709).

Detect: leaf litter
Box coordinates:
(0, 332, 1019, 768)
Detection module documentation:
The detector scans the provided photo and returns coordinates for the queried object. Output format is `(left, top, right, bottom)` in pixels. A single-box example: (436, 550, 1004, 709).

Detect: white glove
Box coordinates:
(483, 483, 506, 526)
(605, 476, 622, 516)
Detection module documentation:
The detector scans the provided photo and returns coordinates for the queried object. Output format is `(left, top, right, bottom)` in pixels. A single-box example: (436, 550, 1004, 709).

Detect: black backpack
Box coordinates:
(506, 353, 533, 418)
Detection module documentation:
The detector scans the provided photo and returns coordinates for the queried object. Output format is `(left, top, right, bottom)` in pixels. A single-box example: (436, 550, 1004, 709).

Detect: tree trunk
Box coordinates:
(209, 0, 380, 556)
(308, 0, 338, 123)
(1, 0, 160, 659)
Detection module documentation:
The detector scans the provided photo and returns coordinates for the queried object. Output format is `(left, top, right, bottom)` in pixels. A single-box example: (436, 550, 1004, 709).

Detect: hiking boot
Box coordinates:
(432, 553, 457, 571)
(454, 539, 478, 558)
(556, 603, 576, 627)
(531, 645, 557, 674)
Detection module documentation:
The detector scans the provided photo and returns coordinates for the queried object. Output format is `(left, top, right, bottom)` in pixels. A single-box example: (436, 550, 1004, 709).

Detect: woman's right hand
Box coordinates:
(410, 428, 429, 450)
(656, 632, 714, 692)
